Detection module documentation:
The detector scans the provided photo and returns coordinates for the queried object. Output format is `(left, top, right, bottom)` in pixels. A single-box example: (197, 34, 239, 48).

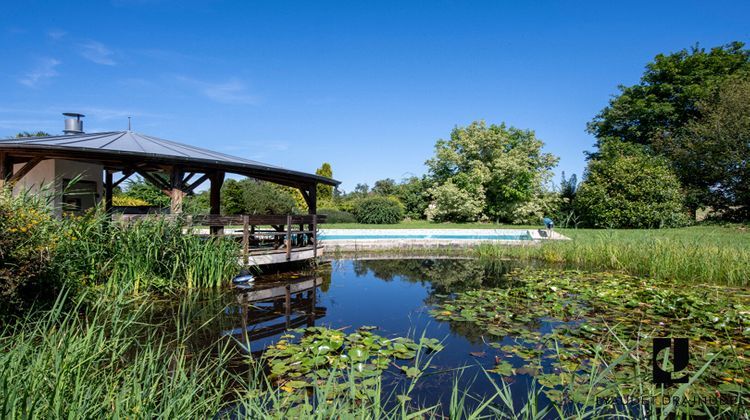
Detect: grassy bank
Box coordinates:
(475, 226, 750, 286)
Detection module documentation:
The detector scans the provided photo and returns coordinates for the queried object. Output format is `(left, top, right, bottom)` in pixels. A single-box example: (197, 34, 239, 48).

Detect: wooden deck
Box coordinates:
(120, 213, 326, 266)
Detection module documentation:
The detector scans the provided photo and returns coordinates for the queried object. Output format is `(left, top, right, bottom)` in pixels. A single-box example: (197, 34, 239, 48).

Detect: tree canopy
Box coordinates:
(315, 163, 333, 203)
(575, 141, 688, 228)
(221, 178, 297, 215)
(587, 42, 749, 148)
(425, 121, 558, 223)
(586, 42, 750, 219)
(667, 76, 750, 219)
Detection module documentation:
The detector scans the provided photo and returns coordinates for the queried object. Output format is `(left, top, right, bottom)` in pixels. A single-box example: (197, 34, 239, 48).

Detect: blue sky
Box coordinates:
(2, 1, 748, 191)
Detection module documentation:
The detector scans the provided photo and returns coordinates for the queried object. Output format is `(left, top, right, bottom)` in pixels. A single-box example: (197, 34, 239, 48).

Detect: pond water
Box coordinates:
(187, 257, 748, 415)
(219, 258, 551, 408)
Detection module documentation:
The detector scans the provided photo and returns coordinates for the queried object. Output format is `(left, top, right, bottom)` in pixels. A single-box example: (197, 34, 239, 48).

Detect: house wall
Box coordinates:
(12, 159, 103, 216)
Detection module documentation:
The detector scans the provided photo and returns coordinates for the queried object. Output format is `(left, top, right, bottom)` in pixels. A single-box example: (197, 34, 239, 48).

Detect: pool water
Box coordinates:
(318, 233, 532, 240)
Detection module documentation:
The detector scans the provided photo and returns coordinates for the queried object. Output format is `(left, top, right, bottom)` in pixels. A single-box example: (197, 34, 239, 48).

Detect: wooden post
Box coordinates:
(0, 153, 12, 189)
(284, 285, 291, 328)
(209, 172, 224, 235)
(309, 277, 317, 326)
(104, 170, 113, 213)
(242, 215, 249, 265)
(305, 185, 318, 257)
(286, 215, 292, 261)
(312, 214, 318, 259)
(307, 185, 317, 215)
(169, 167, 184, 214)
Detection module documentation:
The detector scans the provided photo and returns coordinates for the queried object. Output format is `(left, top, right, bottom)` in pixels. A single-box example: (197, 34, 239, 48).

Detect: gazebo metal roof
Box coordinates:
(0, 131, 338, 187)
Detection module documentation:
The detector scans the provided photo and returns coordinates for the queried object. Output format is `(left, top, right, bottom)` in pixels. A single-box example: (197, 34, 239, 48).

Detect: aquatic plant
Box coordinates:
(260, 326, 443, 401)
(0, 291, 237, 418)
(431, 270, 750, 415)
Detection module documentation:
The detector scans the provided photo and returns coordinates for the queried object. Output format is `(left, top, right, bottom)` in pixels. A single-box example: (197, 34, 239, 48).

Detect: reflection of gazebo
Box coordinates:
(222, 276, 325, 353)
(0, 114, 339, 264)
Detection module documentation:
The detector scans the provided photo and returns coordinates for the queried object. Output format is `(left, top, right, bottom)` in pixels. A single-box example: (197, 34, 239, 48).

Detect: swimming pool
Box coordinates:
(319, 233, 532, 240)
(318, 228, 536, 243)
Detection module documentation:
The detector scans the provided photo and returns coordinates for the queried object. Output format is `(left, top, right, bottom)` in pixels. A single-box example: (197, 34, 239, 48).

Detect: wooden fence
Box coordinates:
(120, 214, 326, 263)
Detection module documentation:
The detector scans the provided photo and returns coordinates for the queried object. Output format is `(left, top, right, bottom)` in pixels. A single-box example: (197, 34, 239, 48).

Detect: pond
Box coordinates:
(185, 258, 749, 416)
(223, 258, 538, 408)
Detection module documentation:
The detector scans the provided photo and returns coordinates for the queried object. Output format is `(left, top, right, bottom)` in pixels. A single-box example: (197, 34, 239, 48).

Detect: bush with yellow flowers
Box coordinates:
(0, 188, 62, 312)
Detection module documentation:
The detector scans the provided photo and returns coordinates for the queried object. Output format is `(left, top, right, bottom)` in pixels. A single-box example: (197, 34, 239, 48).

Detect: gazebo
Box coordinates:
(0, 114, 339, 264)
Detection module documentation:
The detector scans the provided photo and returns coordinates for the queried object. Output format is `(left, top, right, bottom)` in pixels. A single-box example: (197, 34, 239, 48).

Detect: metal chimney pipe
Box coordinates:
(63, 112, 85, 135)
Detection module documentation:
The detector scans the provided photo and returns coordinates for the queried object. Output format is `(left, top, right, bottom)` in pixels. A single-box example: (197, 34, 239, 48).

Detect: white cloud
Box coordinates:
(48, 30, 66, 40)
(177, 76, 260, 105)
(80, 41, 116, 65)
(19, 58, 61, 88)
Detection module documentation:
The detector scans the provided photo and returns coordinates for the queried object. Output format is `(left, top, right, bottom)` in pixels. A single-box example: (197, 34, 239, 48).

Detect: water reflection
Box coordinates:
(351, 257, 518, 295)
(209, 258, 543, 409)
(222, 275, 326, 353)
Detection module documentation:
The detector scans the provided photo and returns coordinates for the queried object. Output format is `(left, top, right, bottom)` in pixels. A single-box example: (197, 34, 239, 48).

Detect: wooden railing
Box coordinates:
(192, 214, 325, 263)
(119, 213, 326, 264)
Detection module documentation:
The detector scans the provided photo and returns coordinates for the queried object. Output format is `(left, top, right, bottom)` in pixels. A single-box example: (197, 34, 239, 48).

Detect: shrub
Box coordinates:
(319, 208, 356, 224)
(354, 197, 404, 224)
(112, 195, 151, 206)
(337, 198, 361, 216)
(575, 141, 690, 228)
(0, 189, 60, 313)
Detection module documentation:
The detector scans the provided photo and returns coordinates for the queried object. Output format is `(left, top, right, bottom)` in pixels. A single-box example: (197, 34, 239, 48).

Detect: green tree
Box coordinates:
(425, 179, 484, 222)
(395, 176, 430, 220)
(220, 179, 246, 214)
(575, 141, 688, 228)
(426, 121, 558, 222)
(666, 76, 750, 220)
(353, 183, 369, 197)
(315, 163, 333, 203)
(552, 172, 579, 227)
(371, 178, 397, 196)
(123, 178, 170, 207)
(221, 178, 297, 215)
(15, 131, 51, 138)
(588, 42, 749, 148)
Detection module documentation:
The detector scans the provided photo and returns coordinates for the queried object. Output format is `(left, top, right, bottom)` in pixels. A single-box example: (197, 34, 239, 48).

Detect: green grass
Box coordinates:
(476, 225, 750, 286)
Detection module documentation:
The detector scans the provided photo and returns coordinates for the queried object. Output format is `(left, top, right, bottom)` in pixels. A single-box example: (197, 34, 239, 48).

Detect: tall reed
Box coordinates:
(58, 214, 241, 293)
(475, 228, 750, 286)
(2, 289, 740, 418)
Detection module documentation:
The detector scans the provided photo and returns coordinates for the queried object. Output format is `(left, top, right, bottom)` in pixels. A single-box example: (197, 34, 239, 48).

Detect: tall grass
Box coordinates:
(0, 291, 236, 418)
(2, 290, 741, 418)
(2, 186, 241, 301)
(476, 227, 750, 286)
(59, 213, 241, 293)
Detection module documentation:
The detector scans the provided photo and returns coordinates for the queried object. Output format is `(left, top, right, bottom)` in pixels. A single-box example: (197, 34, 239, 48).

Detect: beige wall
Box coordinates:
(12, 159, 103, 216)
